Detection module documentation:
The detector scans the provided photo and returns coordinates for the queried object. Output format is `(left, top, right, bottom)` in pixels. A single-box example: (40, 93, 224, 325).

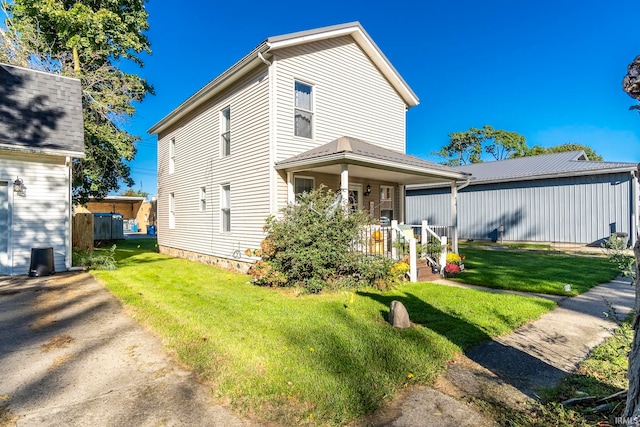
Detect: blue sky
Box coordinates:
(124, 0, 640, 196)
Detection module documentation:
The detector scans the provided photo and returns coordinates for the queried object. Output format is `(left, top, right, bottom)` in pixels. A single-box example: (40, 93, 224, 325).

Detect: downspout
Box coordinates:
(259, 49, 278, 217)
(65, 156, 72, 271)
(451, 179, 471, 254)
(633, 168, 639, 247)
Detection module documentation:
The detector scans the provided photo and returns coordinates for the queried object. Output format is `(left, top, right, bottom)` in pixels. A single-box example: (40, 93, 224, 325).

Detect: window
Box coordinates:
(294, 176, 314, 199)
(169, 192, 175, 229)
(294, 81, 313, 138)
(380, 185, 394, 222)
(221, 107, 231, 156)
(221, 184, 230, 232)
(169, 137, 175, 174)
(199, 186, 206, 212)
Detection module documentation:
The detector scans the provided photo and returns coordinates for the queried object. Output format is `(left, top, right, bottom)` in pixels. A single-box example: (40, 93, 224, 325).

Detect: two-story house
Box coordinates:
(148, 22, 468, 272)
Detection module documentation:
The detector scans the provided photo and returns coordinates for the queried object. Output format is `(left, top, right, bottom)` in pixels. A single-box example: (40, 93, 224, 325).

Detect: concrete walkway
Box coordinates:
(0, 272, 256, 426)
(379, 277, 636, 426)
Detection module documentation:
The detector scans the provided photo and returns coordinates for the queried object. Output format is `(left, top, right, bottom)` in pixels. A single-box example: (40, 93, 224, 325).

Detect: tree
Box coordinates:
(120, 188, 148, 198)
(433, 125, 526, 165)
(433, 126, 487, 166)
(514, 143, 604, 161)
(0, 0, 153, 203)
(621, 55, 640, 425)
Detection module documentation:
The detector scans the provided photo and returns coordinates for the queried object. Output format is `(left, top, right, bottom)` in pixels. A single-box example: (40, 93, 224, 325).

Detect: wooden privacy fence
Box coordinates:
(73, 213, 94, 251)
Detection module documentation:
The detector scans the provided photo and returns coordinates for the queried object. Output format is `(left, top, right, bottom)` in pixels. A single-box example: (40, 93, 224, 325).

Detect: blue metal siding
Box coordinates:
(406, 173, 633, 245)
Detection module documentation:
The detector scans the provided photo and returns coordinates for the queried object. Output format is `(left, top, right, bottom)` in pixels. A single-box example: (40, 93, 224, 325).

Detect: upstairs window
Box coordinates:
(221, 107, 231, 156)
(294, 81, 313, 138)
(169, 137, 175, 174)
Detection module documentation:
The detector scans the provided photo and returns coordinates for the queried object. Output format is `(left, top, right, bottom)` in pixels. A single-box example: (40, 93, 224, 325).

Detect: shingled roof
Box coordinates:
(276, 136, 469, 183)
(0, 63, 84, 157)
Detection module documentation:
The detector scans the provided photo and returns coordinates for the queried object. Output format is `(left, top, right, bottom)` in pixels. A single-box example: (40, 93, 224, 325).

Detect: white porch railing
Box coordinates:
(356, 220, 450, 283)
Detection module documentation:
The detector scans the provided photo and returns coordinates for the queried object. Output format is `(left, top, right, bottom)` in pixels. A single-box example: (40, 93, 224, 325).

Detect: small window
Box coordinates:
(294, 81, 313, 138)
(221, 184, 230, 232)
(294, 176, 314, 199)
(380, 185, 394, 222)
(221, 107, 231, 157)
(169, 137, 175, 174)
(199, 186, 206, 212)
(169, 192, 175, 229)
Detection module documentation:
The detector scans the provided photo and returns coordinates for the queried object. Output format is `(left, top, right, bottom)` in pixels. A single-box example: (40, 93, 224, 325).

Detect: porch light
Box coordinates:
(13, 176, 26, 197)
(365, 184, 371, 196)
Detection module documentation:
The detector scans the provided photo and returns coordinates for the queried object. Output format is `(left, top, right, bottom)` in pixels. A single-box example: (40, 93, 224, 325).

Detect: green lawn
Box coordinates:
(92, 238, 555, 425)
(455, 247, 620, 296)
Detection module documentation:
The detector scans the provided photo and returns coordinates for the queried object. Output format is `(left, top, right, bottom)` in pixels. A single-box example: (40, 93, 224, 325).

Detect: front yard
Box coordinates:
(90, 238, 556, 425)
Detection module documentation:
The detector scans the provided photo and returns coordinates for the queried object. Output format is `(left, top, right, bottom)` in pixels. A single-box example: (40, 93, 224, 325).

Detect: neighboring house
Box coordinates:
(0, 63, 84, 275)
(148, 22, 468, 271)
(406, 151, 639, 247)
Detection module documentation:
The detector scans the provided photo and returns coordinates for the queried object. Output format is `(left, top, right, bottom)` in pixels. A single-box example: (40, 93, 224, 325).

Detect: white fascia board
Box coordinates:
(268, 26, 419, 108)
(0, 143, 85, 159)
(276, 152, 468, 181)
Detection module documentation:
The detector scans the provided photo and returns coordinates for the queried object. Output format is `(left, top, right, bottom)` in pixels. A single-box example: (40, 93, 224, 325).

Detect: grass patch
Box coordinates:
(92, 238, 554, 425)
(454, 247, 620, 296)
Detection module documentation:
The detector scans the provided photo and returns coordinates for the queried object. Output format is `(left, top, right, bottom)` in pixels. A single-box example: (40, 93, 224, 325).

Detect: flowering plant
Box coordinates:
(443, 263, 461, 276)
(446, 253, 462, 265)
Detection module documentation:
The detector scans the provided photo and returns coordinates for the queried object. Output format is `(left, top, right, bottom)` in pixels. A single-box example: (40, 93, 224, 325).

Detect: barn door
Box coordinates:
(0, 182, 8, 275)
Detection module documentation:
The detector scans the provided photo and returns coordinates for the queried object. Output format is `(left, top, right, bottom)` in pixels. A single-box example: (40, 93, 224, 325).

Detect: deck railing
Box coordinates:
(355, 220, 451, 282)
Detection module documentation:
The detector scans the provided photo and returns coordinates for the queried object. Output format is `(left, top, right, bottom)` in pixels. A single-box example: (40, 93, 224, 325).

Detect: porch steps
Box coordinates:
(416, 263, 442, 282)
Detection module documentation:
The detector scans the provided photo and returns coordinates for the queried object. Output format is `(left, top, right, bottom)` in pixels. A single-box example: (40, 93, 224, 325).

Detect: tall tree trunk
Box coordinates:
(623, 237, 640, 425)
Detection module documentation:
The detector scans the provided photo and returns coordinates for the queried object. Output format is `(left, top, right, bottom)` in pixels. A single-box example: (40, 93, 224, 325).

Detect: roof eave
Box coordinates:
(408, 165, 637, 190)
(275, 152, 469, 181)
(147, 42, 271, 135)
(0, 142, 85, 159)
(268, 23, 418, 107)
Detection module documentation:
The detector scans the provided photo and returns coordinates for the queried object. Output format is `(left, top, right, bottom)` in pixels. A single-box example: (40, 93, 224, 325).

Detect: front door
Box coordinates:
(348, 184, 363, 213)
(0, 182, 8, 275)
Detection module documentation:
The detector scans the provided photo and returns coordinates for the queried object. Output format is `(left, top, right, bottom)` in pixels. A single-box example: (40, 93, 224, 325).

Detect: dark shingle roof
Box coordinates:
(276, 136, 469, 181)
(0, 63, 84, 157)
(454, 151, 637, 183)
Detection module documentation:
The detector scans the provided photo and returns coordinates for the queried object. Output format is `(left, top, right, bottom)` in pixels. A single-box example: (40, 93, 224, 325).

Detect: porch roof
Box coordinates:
(275, 136, 470, 185)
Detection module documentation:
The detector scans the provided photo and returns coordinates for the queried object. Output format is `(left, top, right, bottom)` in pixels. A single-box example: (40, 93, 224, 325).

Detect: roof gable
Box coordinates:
(0, 63, 84, 157)
(148, 22, 418, 135)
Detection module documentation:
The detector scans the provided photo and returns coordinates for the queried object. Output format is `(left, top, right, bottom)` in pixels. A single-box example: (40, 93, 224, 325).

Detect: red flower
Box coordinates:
(444, 263, 461, 274)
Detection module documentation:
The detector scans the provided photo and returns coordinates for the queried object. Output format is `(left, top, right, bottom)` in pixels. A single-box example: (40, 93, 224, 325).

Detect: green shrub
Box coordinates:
(72, 244, 117, 270)
(252, 187, 395, 292)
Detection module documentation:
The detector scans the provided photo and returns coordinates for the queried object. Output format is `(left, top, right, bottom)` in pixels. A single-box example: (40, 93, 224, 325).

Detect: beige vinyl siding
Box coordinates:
(291, 172, 400, 221)
(0, 152, 70, 275)
(157, 67, 271, 259)
(274, 36, 407, 162)
(272, 36, 408, 210)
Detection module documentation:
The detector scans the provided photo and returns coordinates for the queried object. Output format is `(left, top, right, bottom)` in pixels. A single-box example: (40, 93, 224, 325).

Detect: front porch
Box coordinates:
(275, 136, 471, 282)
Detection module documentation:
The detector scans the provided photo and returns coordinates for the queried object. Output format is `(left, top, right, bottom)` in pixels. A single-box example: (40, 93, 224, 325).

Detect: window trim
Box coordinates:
(221, 106, 231, 157)
(220, 184, 230, 233)
(293, 175, 315, 199)
(169, 137, 175, 174)
(294, 80, 314, 139)
(169, 192, 175, 229)
(199, 186, 206, 212)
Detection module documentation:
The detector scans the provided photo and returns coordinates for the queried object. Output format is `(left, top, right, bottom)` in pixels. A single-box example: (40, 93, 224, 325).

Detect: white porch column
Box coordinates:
(399, 184, 405, 223)
(632, 169, 639, 247)
(286, 171, 294, 205)
(340, 164, 349, 211)
(451, 181, 458, 254)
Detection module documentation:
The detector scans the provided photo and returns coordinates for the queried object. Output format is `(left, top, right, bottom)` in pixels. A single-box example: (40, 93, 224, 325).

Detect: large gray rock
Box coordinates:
(389, 300, 411, 329)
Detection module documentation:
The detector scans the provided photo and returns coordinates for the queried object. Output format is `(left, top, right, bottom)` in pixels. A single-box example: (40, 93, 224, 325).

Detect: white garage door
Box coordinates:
(0, 182, 7, 275)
